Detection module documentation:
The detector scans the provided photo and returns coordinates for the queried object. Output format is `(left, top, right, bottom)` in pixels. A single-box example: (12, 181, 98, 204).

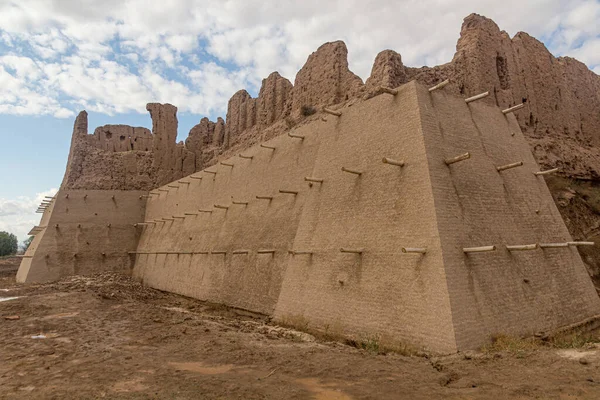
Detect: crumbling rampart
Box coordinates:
(60, 13, 600, 194)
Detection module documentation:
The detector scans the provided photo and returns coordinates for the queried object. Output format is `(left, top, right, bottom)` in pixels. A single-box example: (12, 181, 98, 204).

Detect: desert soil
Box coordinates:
(2, 268, 600, 399)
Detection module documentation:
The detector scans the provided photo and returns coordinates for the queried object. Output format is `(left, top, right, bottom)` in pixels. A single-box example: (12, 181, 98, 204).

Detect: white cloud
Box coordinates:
(0, 0, 597, 121)
(0, 188, 58, 242)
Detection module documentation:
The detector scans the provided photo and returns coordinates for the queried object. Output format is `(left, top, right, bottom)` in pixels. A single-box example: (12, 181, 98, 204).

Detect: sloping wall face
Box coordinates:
(132, 81, 600, 353)
(17, 190, 147, 283)
(273, 83, 457, 353)
(417, 85, 600, 349)
(133, 122, 323, 315)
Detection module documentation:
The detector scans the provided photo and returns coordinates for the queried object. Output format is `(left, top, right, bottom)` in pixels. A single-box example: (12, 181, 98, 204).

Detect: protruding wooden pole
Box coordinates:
(214, 204, 229, 210)
(341, 167, 363, 175)
(289, 250, 313, 255)
(568, 241, 595, 246)
(239, 154, 253, 159)
(502, 103, 525, 114)
(382, 157, 405, 167)
(304, 177, 324, 183)
(178, 180, 191, 184)
(189, 176, 203, 180)
(465, 91, 490, 103)
(323, 108, 342, 116)
(279, 189, 299, 195)
(204, 170, 217, 175)
(161, 218, 174, 221)
(506, 244, 538, 251)
(257, 249, 276, 254)
(232, 200, 249, 205)
(340, 248, 364, 254)
(402, 247, 427, 254)
(158, 189, 169, 192)
(167, 185, 178, 188)
(445, 152, 470, 165)
(172, 216, 185, 219)
(256, 195, 274, 200)
(496, 161, 523, 172)
(463, 246, 496, 253)
(260, 144, 276, 150)
(184, 212, 198, 216)
(379, 86, 398, 95)
(211, 251, 227, 255)
(533, 168, 559, 176)
(539, 243, 569, 248)
(220, 161, 234, 167)
(288, 132, 305, 140)
(232, 250, 249, 254)
(428, 79, 449, 92)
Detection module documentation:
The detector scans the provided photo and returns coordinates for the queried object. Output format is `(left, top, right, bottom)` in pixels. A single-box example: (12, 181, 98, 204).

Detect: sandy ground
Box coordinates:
(2, 270, 600, 399)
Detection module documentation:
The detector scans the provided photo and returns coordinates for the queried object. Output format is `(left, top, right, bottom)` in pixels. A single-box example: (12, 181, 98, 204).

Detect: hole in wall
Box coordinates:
(496, 54, 510, 90)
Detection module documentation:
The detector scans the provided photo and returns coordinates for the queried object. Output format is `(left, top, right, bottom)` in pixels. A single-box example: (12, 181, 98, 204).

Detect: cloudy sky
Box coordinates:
(0, 0, 599, 241)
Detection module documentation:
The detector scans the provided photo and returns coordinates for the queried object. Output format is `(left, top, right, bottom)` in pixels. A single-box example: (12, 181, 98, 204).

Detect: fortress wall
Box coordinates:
(16, 197, 58, 282)
(17, 190, 146, 283)
(128, 81, 600, 352)
(134, 82, 458, 352)
(273, 82, 457, 353)
(132, 120, 324, 315)
(419, 86, 600, 349)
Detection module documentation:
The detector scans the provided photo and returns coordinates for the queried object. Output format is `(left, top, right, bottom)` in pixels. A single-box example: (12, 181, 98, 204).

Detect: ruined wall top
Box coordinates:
(61, 13, 600, 192)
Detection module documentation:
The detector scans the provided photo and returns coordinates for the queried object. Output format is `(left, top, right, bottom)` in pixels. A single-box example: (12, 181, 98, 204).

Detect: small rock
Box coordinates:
(4, 315, 20, 320)
(580, 358, 590, 365)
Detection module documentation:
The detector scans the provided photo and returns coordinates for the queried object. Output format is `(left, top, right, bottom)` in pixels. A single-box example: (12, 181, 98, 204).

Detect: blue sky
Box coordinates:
(0, 0, 599, 241)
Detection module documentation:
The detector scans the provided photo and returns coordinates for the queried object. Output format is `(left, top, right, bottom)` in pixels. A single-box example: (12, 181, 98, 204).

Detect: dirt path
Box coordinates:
(2, 273, 600, 399)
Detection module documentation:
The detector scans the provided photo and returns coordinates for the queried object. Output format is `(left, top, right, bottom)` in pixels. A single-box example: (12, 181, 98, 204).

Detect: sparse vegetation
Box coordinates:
(276, 314, 420, 356)
(21, 236, 33, 252)
(481, 334, 541, 356)
(482, 331, 600, 355)
(549, 332, 598, 349)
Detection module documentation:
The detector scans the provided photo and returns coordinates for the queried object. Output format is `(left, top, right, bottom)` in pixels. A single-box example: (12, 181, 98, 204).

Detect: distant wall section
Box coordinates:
(17, 189, 147, 283)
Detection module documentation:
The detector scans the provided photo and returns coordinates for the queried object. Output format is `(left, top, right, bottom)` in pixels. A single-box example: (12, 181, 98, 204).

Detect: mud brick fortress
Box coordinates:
(17, 14, 600, 353)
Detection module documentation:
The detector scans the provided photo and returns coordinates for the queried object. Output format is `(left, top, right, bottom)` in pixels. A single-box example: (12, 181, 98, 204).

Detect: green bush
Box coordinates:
(0, 231, 18, 256)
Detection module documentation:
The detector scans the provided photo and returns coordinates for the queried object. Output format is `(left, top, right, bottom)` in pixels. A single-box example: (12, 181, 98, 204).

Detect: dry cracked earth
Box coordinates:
(2, 260, 600, 399)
